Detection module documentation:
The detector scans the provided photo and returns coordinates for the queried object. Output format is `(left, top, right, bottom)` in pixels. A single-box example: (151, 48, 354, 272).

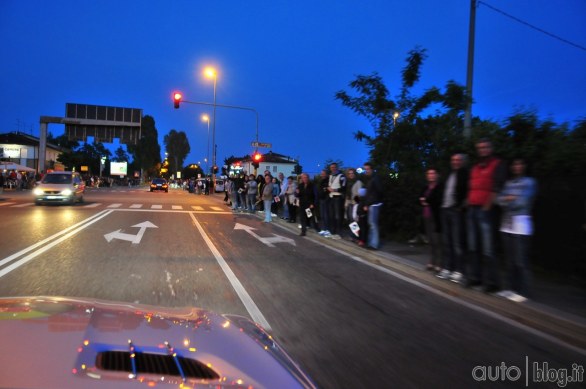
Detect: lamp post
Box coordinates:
(204, 67, 217, 190)
(201, 114, 210, 175)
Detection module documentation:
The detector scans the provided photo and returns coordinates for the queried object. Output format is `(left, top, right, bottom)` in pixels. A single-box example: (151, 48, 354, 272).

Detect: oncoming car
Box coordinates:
(33, 171, 85, 205)
(150, 178, 168, 192)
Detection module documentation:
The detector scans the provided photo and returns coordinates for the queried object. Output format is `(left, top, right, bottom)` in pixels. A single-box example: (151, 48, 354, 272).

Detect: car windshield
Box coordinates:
(152, 179, 166, 184)
(42, 174, 72, 184)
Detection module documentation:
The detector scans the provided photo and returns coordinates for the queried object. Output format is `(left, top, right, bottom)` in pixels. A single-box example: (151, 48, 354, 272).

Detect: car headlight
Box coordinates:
(61, 189, 73, 196)
(33, 188, 43, 196)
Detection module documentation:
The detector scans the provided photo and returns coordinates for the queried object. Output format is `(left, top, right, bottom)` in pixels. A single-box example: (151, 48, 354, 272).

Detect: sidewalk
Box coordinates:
(237, 202, 586, 353)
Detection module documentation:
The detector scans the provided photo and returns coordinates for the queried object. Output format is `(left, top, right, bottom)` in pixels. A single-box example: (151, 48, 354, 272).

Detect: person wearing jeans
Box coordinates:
(363, 162, 383, 250)
(262, 175, 274, 222)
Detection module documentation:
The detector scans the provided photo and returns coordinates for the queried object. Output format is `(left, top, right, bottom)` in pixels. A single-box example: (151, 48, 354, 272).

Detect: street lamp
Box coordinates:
(201, 114, 210, 175)
(204, 67, 217, 186)
(393, 111, 400, 127)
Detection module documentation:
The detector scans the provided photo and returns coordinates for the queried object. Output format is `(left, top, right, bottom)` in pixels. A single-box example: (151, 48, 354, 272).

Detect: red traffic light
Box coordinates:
(253, 152, 262, 162)
(173, 92, 182, 109)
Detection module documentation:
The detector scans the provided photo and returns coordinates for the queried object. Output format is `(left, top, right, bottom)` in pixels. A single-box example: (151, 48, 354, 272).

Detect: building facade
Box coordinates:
(0, 132, 65, 172)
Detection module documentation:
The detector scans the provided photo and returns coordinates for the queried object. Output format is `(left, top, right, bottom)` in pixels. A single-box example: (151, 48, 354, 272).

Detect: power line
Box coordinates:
(478, 0, 586, 52)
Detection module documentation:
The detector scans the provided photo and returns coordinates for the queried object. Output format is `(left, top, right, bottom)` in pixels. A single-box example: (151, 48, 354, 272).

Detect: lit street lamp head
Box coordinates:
(204, 67, 217, 79)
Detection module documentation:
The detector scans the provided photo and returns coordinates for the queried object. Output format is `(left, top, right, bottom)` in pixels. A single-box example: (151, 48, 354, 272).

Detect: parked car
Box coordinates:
(150, 178, 168, 192)
(33, 171, 85, 205)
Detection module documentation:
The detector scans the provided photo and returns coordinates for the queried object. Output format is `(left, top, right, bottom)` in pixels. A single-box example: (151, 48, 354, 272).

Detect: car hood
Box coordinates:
(0, 296, 315, 389)
(36, 183, 74, 191)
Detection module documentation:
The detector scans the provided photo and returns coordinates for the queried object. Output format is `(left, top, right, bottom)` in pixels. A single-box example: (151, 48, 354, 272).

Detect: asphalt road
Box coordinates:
(0, 187, 583, 388)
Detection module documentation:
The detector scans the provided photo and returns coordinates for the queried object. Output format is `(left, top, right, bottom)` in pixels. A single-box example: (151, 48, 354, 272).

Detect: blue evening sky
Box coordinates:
(1, 0, 584, 175)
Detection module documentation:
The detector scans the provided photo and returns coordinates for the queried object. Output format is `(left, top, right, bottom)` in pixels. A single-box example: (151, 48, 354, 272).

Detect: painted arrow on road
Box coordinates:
(104, 221, 158, 244)
(234, 223, 296, 247)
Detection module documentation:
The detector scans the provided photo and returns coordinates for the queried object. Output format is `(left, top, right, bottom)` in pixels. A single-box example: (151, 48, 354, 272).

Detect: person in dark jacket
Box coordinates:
(363, 162, 384, 250)
(419, 168, 444, 271)
(437, 154, 469, 283)
(296, 173, 317, 236)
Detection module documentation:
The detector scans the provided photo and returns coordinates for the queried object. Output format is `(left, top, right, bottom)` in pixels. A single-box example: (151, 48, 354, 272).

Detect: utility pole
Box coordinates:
(464, 0, 477, 139)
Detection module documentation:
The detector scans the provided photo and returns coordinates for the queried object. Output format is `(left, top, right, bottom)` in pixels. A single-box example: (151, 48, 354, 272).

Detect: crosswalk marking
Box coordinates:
(3, 201, 232, 213)
(12, 203, 33, 208)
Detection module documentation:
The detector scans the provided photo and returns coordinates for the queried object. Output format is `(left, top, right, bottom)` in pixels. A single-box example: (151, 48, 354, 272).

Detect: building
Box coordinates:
(0, 132, 66, 172)
(229, 151, 299, 177)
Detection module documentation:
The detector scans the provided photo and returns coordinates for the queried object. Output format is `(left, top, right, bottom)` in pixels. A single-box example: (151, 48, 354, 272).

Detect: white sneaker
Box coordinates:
(495, 290, 514, 299)
(323, 231, 332, 238)
(436, 269, 451, 280)
(506, 292, 528, 303)
(298, 224, 302, 229)
(271, 213, 277, 217)
(449, 272, 463, 284)
(330, 234, 341, 240)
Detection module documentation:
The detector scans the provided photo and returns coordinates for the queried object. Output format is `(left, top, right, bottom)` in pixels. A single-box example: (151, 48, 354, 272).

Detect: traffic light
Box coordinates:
(173, 92, 182, 109)
(252, 152, 262, 169)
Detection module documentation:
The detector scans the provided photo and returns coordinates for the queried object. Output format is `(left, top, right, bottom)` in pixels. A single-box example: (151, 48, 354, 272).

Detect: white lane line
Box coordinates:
(0, 210, 113, 278)
(210, 206, 223, 211)
(189, 212, 271, 331)
(0, 209, 110, 269)
(172, 205, 183, 210)
(108, 203, 122, 208)
(12, 203, 34, 208)
(83, 203, 101, 208)
(129, 204, 142, 209)
(0, 202, 16, 207)
(151, 205, 163, 209)
(191, 206, 204, 211)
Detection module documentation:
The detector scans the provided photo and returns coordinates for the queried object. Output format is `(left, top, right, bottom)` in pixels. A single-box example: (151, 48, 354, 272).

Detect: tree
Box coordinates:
(164, 129, 190, 174)
(112, 146, 130, 162)
(335, 47, 471, 239)
(127, 115, 161, 180)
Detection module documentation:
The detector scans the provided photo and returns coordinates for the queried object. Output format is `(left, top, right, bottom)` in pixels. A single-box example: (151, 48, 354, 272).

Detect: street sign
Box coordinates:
(251, 141, 272, 148)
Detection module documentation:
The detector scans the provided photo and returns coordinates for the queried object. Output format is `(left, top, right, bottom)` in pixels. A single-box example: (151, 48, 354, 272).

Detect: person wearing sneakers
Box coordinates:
(317, 169, 331, 237)
(437, 153, 469, 283)
(327, 163, 347, 240)
(496, 158, 537, 302)
(465, 138, 507, 293)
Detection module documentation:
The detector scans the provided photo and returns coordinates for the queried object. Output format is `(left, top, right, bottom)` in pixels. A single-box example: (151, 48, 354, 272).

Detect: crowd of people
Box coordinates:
(222, 137, 536, 303)
(223, 161, 384, 250)
(418, 138, 537, 302)
(0, 170, 36, 191)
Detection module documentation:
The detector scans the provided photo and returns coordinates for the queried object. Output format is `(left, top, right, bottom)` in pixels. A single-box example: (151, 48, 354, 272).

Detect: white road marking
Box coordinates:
(108, 203, 122, 208)
(0, 202, 16, 207)
(83, 203, 101, 208)
(151, 205, 163, 209)
(189, 212, 272, 331)
(0, 210, 113, 278)
(172, 205, 183, 210)
(129, 204, 142, 208)
(191, 206, 204, 211)
(210, 206, 223, 211)
(12, 203, 34, 208)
